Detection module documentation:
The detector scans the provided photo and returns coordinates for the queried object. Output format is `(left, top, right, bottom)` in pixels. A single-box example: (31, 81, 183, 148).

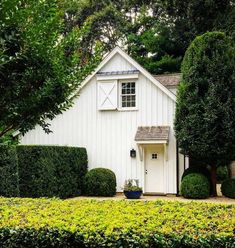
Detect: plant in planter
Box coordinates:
(123, 179, 142, 199)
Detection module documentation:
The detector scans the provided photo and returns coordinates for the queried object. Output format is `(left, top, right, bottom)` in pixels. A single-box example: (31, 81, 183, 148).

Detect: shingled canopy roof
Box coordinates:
(135, 126, 170, 141)
(153, 73, 181, 88)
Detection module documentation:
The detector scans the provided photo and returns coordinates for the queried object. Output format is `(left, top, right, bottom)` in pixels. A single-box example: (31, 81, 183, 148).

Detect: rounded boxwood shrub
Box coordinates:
(221, 179, 235, 199)
(181, 173, 210, 199)
(182, 166, 212, 194)
(84, 168, 116, 196)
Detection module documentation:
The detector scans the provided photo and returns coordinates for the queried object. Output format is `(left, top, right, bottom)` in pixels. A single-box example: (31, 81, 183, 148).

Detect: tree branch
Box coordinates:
(0, 125, 14, 138)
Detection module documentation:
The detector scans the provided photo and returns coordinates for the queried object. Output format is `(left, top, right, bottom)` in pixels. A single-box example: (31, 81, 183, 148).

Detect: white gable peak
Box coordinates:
(79, 46, 176, 101)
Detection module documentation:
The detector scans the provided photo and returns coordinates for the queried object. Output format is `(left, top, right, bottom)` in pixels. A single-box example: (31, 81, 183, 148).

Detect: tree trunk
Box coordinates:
(0, 125, 14, 138)
(211, 165, 217, 197)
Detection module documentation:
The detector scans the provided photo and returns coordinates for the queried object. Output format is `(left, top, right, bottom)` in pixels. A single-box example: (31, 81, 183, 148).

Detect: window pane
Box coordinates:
(122, 83, 128, 94)
(121, 82, 136, 108)
(122, 95, 135, 108)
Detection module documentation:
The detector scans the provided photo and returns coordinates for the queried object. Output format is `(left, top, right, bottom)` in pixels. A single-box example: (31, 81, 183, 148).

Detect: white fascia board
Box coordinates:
(116, 48, 176, 102)
(77, 47, 122, 93)
(12, 130, 20, 137)
(77, 46, 176, 102)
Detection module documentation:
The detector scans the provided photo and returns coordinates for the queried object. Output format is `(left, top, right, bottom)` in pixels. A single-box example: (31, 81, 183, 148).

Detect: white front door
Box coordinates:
(145, 145, 164, 193)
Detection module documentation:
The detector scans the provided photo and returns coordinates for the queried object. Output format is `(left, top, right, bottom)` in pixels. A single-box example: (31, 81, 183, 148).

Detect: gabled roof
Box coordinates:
(79, 46, 177, 101)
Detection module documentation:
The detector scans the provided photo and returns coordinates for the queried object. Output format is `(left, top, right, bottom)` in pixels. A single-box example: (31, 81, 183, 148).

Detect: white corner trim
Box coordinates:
(76, 46, 176, 102)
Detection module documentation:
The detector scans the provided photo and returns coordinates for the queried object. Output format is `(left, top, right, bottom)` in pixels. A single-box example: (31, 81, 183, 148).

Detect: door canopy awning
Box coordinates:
(135, 126, 170, 161)
(135, 126, 170, 144)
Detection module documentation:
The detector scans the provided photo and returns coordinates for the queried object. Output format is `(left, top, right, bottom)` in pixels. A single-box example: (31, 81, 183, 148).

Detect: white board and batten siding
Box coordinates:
(21, 48, 183, 194)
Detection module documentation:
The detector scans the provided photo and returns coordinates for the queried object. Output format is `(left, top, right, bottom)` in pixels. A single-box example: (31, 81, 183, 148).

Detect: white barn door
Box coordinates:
(97, 81, 118, 110)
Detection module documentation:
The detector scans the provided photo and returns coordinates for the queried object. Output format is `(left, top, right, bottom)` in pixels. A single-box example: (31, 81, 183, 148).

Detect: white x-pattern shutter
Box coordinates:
(98, 81, 118, 110)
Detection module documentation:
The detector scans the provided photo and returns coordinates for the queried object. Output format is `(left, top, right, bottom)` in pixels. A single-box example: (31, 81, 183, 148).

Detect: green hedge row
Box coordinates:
(0, 146, 19, 197)
(0, 145, 87, 198)
(0, 228, 234, 248)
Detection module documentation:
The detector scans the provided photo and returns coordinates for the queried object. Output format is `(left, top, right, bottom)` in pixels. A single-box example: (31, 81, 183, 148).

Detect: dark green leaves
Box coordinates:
(0, 0, 101, 142)
(175, 32, 235, 165)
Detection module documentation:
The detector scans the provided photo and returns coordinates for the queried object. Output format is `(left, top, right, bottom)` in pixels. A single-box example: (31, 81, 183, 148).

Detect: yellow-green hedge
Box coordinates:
(0, 198, 234, 247)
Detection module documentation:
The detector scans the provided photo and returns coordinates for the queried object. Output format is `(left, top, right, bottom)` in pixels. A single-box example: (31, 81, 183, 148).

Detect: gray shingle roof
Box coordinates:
(135, 126, 170, 141)
(153, 73, 181, 88)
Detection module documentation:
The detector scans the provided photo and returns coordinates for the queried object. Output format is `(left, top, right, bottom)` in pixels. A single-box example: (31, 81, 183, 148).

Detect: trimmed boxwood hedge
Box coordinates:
(181, 173, 210, 199)
(0, 198, 234, 247)
(221, 179, 235, 199)
(17, 145, 88, 198)
(0, 145, 19, 197)
(0, 145, 88, 198)
(182, 166, 213, 194)
(84, 168, 116, 196)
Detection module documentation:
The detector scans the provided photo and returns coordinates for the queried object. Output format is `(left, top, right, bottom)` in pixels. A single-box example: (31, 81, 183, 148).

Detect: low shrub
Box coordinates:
(17, 145, 88, 198)
(221, 179, 235, 199)
(84, 168, 116, 196)
(181, 173, 210, 199)
(0, 228, 234, 248)
(217, 166, 229, 183)
(0, 145, 19, 197)
(0, 198, 234, 247)
(182, 166, 213, 194)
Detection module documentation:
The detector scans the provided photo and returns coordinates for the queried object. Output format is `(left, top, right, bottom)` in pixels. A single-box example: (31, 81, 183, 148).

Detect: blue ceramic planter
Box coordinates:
(124, 190, 142, 199)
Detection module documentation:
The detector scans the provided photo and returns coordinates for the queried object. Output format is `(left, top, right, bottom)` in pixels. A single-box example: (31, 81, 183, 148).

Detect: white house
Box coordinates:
(20, 47, 187, 195)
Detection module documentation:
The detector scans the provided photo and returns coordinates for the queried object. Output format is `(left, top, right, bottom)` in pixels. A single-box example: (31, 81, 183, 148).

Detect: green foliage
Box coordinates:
(221, 179, 235, 199)
(59, 0, 234, 74)
(0, 198, 234, 247)
(0, 0, 101, 140)
(0, 145, 19, 197)
(164, 0, 232, 52)
(124, 179, 142, 191)
(84, 168, 116, 196)
(217, 166, 229, 183)
(182, 166, 210, 181)
(181, 173, 210, 199)
(182, 166, 212, 194)
(175, 32, 235, 166)
(0, 228, 234, 248)
(137, 55, 181, 74)
(17, 146, 88, 198)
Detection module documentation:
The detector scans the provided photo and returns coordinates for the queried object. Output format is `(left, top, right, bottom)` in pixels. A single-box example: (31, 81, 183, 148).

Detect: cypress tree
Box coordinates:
(175, 32, 235, 196)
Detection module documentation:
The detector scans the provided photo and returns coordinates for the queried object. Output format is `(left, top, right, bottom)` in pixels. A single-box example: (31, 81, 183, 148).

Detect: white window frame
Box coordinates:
(118, 79, 138, 111)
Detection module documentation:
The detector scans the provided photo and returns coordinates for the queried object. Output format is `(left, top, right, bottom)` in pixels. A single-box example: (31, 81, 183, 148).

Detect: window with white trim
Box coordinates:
(120, 82, 136, 108)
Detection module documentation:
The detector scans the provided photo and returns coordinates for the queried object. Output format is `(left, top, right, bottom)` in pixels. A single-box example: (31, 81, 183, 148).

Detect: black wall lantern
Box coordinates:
(130, 149, 136, 158)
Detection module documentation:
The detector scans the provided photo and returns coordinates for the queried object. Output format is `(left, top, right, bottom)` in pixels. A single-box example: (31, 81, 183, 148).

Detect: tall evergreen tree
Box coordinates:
(175, 32, 235, 196)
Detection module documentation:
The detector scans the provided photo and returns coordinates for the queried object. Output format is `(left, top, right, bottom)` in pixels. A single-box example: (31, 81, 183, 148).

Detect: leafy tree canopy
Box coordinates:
(0, 0, 102, 143)
(59, 0, 235, 74)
